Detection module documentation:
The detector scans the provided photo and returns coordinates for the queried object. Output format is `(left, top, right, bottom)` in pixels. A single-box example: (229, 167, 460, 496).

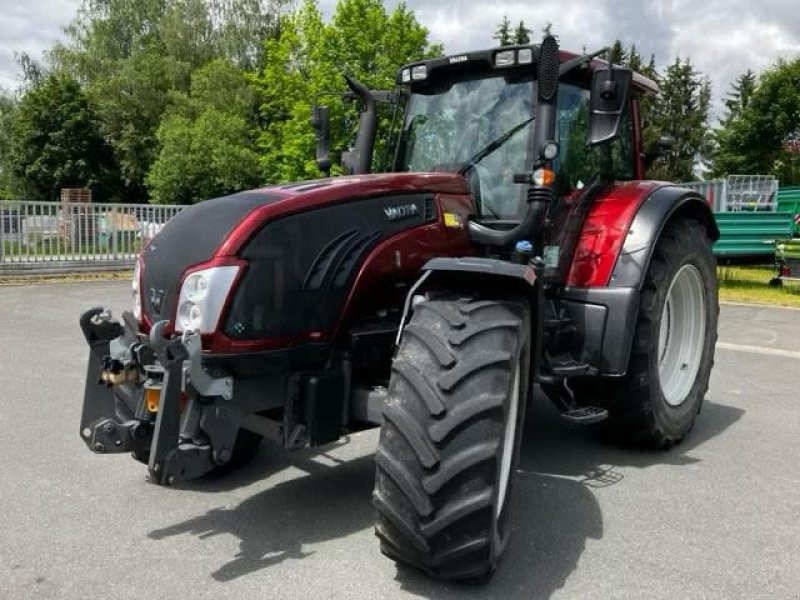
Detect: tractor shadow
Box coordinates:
(148, 451, 377, 582)
(147, 391, 743, 597)
(388, 392, 745, 599)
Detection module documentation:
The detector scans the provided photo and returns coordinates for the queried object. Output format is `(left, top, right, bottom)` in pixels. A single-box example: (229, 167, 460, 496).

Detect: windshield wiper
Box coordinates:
(457, 116, 535, 175)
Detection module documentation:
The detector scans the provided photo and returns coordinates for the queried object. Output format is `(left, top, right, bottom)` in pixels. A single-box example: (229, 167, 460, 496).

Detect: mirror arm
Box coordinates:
(311, 104, 332, 177)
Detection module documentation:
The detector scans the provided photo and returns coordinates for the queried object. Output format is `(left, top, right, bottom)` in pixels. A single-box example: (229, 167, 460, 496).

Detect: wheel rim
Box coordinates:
(658, 264, 706, 406)
(496, 359, 521, 518)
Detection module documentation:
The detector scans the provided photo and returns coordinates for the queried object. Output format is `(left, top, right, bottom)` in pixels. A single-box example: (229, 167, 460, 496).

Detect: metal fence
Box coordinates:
(680, 175, 779, 212)
(0, 201, 184, 274)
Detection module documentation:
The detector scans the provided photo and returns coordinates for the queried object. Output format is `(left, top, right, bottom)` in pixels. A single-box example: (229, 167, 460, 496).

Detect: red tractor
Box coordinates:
(79, 36, 719, 581)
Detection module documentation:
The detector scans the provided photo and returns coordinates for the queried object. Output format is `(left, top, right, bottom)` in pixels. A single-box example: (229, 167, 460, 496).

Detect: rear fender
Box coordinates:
(609, 186, 719, 288)
(560, 184, 719, 376)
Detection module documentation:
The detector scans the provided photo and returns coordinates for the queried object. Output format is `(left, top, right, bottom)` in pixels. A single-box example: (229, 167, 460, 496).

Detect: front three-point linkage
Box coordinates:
(79, 308, 151, 455)
(146, 321, 213, 485)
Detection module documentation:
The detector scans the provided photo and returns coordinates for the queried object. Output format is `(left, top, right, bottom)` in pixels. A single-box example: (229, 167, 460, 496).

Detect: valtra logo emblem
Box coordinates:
(383, 203, 420, 221)
(149, 288, 164, 313)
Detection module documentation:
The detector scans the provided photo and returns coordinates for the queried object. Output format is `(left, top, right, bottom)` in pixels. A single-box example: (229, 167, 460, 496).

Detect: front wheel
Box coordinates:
(373, 297, 531, 581)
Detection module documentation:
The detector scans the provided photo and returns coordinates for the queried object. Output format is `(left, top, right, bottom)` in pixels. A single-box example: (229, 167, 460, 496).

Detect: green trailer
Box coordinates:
(681, 177, 796, 259)
(777, 186, 800, 235)
(713, 211, 795, 258)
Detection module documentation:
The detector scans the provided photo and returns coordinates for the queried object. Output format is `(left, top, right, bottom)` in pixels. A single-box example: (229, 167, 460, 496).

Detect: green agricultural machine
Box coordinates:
(769, 186, 800, 287)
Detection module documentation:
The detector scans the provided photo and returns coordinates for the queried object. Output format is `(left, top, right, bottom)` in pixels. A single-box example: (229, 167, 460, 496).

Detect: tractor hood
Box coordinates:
(139, 172, 471, 329)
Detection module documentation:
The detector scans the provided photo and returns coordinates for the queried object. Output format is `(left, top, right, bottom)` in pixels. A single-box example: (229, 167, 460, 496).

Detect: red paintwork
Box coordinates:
(565, 181, 664, 288)
(214, 173, 471, 258)
(336, 192, 475, 337)
(196, 173, 475, 354)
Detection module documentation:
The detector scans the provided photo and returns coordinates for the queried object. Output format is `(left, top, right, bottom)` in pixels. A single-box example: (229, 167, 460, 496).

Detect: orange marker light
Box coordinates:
(144, 387, 161, 413)
(533, 168, 555, 186)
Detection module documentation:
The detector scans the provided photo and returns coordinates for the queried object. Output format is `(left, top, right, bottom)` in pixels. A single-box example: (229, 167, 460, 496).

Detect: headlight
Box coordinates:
(183, 272, 210, 301)
(132, 259, 142, 321)
(175, 265, 240, 333)
(411, 65, 427, 80)
(495, 50, 516, 67)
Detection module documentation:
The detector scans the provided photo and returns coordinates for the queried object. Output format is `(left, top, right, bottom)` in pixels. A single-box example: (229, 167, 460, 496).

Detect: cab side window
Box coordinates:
(555, 84, 635, 193)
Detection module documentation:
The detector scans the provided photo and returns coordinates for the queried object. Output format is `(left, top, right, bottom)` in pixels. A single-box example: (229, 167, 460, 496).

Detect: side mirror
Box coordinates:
(311, 105, 332, 177)
(644, 135, 675, 168)
(588, 67, 633, 145)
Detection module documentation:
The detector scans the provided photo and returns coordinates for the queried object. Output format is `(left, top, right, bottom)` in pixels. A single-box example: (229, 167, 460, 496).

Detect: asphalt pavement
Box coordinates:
(0, 281, 798, 599)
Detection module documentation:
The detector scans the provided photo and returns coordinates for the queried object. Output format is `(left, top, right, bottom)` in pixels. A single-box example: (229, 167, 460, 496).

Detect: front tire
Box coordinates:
(373, 297, 531, 581)
(606, 218, 718, 448)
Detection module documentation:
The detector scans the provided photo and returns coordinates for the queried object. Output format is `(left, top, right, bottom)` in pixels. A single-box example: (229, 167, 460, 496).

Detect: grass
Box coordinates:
(717, 265, 800, 307)
(2, 236, 142, 258)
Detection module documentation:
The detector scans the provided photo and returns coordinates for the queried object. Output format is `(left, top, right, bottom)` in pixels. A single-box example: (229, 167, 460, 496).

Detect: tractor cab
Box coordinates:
(394, 45, 649, 222)
(317, 37, 658, 267)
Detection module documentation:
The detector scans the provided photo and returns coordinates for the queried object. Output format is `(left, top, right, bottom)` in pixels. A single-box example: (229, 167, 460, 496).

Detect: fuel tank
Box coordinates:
(139, 173, 475, 353)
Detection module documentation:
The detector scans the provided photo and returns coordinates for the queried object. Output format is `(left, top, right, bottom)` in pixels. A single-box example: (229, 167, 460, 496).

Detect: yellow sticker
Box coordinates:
(443, 212, 462, 229)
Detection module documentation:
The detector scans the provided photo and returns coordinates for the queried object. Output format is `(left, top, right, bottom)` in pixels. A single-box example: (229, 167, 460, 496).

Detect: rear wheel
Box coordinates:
(373, 297, 531, 581)
(601, 218, 718, 448)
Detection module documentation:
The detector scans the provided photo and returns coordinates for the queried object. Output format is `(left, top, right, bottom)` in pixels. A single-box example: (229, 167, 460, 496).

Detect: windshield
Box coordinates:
(396, 77, 636, 220)
(397, 76, 533, 219)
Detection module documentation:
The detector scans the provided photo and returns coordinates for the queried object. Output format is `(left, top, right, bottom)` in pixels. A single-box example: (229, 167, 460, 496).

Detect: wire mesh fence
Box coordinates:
(0, 201, 184, 272)
(680, 175, 779, 212)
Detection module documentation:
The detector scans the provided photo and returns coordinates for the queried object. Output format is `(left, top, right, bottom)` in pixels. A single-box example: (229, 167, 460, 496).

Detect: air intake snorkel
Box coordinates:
(341, 75, 378, 175)
(468, 35, 561, 251)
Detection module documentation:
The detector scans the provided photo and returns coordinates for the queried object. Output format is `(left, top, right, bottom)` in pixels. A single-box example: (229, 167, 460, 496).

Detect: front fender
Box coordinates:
(395, 256, 540, 348)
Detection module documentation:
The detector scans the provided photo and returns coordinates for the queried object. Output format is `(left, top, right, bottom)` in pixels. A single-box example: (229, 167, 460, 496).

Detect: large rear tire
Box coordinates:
(373, 297, 531, 581)
(600, 218, 718, 448)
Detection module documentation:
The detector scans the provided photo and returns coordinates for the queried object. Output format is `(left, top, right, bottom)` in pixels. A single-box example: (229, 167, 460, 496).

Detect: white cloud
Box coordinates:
(2, 0, 799, 121)
(0, 0, 80, 93)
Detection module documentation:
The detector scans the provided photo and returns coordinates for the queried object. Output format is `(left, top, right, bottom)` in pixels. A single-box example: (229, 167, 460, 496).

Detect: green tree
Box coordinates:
(713, 59, 800, 184)
(649, 57, 711, 181)
(146, 59, 261, 204)
(50, 0, 285, 201)
(608, 40, 626, 65)
(493, 15, 512, 46)
(721, 69, 757, 125)
(513, 21, 531, 45)
(8, 74, 118, 202)
(0, 93, 18, 198)
(254, 0, 440, 183)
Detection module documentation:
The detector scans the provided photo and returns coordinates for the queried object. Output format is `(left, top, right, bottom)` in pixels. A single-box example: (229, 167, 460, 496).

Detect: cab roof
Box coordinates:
(397, 45, 659, 95)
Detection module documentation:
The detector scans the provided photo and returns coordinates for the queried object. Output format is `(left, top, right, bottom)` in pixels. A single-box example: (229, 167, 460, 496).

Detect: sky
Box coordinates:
(1, 0, 799, 121)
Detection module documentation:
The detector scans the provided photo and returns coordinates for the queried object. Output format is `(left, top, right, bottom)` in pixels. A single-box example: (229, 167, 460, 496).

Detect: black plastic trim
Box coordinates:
(202, 343, 332, 380)
(423, 257, 537, 285)
(610, 185, 719, 289)
(559, 286, 639, 376)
